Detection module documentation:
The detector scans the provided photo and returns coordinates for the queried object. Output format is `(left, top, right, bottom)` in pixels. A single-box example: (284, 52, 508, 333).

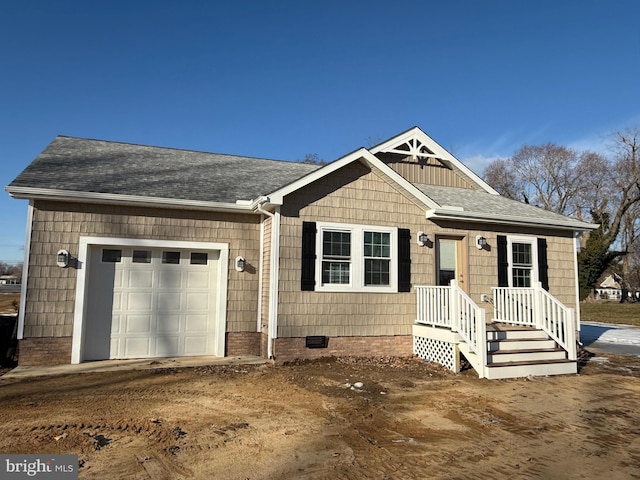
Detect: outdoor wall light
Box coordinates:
(476, 235, 488, 250)
(235, 256, 245, 272)
(56, 249, 70, 268)
(417, 231, 430, 247)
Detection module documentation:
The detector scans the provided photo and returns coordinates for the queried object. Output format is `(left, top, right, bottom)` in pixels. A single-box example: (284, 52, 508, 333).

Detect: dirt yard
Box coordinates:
(0, 354, 639, 479)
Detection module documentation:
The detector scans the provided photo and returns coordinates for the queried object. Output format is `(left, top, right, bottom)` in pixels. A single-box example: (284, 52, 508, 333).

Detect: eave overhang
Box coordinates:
(5, 186, 263, 214)
(426, 208, 599, 232)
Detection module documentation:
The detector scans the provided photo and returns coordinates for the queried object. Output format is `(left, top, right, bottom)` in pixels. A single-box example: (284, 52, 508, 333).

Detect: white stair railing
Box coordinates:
(415, 282, 487, 376)
(492, 283, 577, 361)
(415, 285, 451, 327)
(449, 280, 486, 361)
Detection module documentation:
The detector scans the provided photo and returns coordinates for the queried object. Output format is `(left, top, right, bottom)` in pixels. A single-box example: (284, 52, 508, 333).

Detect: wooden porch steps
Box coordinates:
(482, 323, 577, 380)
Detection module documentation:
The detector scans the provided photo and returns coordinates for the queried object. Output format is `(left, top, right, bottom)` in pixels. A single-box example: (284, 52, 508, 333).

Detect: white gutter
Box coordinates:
(256, 199, 279, 360)
(17, 201, 34, 339)
(5, 186, 259, 214)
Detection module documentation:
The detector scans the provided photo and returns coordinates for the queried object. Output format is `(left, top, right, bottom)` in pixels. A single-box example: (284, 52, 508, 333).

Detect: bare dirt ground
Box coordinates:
(0, 354, 639, 480)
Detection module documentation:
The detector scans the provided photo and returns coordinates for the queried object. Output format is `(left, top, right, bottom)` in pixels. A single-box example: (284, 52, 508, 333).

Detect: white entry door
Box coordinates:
(84, 246, 220, 360)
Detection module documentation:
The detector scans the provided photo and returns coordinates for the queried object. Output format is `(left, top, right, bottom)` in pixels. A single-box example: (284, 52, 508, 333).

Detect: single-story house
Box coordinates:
(596, 274, 623, 300)
(6, 127, 596, 379)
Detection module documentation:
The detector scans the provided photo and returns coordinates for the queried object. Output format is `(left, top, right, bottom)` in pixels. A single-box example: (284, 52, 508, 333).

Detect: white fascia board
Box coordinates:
(267, 148, 441, 211)
(370, 127, 500, 196)
(6, 186, 256, 213)
(267, 148, 371, 204)
(426, 208, 599, 232)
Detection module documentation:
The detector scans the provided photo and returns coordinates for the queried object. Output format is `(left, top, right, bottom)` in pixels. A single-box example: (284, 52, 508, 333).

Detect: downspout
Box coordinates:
(573, 231, 582, 343)
(256, 200, 280, 360)
(17, 201, 34, 340)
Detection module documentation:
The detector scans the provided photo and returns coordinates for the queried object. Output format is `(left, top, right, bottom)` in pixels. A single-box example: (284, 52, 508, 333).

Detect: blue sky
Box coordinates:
(1, 0, 639, 262)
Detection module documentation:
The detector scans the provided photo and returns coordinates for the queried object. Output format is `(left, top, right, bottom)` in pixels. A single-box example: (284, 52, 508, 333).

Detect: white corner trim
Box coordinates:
(573, 233, 582, 332)
(16, 202, 34, 340)
(269, 208, 281, 349)
(71, 236, 229, 364)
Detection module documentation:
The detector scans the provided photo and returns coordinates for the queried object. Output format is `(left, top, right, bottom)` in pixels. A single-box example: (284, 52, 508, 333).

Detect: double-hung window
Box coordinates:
(508, 237, 536, 287)
(317, 222, 396, 292)
(322, 230, 351, 285)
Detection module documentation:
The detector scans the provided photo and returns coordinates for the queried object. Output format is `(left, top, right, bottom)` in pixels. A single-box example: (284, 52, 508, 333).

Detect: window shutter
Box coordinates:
(301, 222, 317, 291)
(537, 238, 549, 291)
(497, 235, 509, 287)
(398, 228, 411, 292)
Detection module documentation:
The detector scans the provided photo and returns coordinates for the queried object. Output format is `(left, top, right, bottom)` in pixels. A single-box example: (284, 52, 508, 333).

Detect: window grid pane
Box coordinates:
(323, 231, 351, 258)
(322, 261, 350, 284)
(364, 259, 390, 286)
(512, 268, 531, 287)
(512, 243, 532, 266)
(364, 231, 390, 258)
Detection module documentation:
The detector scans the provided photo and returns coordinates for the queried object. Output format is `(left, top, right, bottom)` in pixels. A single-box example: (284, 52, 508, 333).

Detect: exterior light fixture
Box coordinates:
(417, 231, 430, 247)
(476, 235, 488, 250)
(235, 256, 245, 272)
(56, 249, 70, 268)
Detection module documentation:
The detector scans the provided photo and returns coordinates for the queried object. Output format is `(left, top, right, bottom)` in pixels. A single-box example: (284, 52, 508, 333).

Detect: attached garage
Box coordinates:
(72, 237, 229, 363)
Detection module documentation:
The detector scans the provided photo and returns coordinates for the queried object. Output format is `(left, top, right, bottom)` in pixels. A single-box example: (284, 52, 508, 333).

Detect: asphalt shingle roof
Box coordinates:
(9, 136, 322, 204)
(415, 184, 590, 227)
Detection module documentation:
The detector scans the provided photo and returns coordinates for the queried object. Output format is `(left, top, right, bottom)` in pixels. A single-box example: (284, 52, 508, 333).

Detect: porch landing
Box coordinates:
(413, 322, 577, 380)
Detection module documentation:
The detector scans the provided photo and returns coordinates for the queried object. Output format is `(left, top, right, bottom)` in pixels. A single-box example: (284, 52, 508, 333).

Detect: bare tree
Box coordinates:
(483, 128, 640, 298)
(484, 143, 595, 217)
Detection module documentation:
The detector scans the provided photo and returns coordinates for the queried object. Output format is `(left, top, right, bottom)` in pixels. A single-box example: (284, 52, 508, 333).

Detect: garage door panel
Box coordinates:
(158, 270, 183, 288)
(185, 314, 208, 332)
(129, 270, 153, 288)
(155, 337, 180, 356)
(156, 314, 180, 333)
(184, 336, 207, 355)
(113, 269, 124, 288)
(124, 337, 151, 358)
(186, 293, 209, 311)
(128, 292, 153, 310)
(111, 314, 122, 334)
(112, 292, 122, 310)
(158, 293, 182, 311)
(124, 315, 152, 333)
(187, 271, 210, 288)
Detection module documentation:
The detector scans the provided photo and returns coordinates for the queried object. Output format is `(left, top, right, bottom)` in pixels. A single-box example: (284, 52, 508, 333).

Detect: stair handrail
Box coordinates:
(492, 284, 577, 361)
(449, 280, 486, 358)
(536, 283, 577, 360)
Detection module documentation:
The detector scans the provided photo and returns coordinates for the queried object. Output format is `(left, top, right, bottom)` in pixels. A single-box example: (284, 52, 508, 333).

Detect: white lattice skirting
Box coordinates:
(413, 335, 457, 372)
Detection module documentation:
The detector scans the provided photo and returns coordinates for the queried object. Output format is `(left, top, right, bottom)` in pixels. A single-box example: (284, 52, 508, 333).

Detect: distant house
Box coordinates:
(0, 275, 19, 285)
(596, 274, 623, 300)
(5, 127, 596, 378)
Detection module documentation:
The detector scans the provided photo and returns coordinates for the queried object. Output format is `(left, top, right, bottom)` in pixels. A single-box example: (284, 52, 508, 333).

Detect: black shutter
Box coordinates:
(398, 228, 411, 292)
(537, 238, 549, 291)
(497, 235, 509, 287)
(301, 222, 317, 291)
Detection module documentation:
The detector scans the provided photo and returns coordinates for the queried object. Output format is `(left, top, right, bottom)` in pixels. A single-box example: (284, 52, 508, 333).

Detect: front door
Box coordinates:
(436, 237, 468, 291)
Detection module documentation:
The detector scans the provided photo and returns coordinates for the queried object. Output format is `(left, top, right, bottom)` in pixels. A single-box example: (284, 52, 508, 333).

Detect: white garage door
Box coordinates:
(84, 246, 220, 360)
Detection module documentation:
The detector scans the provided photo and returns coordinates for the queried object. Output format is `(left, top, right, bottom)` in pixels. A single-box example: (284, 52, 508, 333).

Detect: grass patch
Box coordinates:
(580, 302, 640, 327)
(0, 293, 20, 314)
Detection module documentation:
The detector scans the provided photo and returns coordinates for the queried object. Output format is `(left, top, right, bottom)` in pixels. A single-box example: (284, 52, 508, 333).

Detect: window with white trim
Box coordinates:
(508, 237, 537, 287)
(316, 222, 397, 292)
